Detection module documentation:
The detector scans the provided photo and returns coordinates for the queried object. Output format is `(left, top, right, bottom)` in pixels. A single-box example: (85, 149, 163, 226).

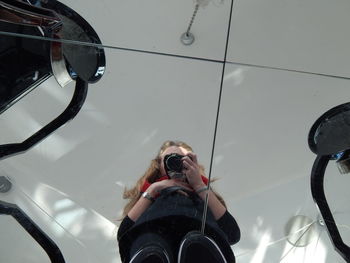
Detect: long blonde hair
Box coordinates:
(121, 140, 226, 218)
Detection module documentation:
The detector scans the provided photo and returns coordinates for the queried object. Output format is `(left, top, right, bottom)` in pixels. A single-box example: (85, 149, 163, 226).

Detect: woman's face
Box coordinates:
(159, 146, 191, 176)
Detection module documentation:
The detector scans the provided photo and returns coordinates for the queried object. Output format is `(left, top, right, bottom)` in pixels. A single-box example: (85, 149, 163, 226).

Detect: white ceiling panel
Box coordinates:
(228, 0, 350, 77)
(0, 215, 50, 263)
(211, 63, 350, 262)
(213, 63, 350, 202)
(57, 0, 232, 61)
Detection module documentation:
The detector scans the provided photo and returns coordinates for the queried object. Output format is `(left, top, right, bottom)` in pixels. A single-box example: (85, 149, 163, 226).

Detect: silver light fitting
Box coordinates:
(180, 32, 195, 45)
(180, 3, 200, 46)
(0, 176, 12, 193)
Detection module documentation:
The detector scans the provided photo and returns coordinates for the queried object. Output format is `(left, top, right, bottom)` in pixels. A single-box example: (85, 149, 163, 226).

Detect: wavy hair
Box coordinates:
(121, 140, 226, 218)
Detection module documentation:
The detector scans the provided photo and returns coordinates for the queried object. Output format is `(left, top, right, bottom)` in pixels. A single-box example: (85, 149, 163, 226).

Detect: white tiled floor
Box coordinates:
(1, 0, 350, 262)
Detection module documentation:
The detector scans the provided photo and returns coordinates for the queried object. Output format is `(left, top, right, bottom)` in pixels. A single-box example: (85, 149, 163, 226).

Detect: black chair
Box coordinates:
(0, 2, 106, 262)
(308, 102, 350, 262)
(0, 0, 106, 114)
(0, 0, 106, 159)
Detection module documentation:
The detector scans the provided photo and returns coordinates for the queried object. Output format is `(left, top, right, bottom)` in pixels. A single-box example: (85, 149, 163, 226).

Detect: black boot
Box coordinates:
(128, 232, 174, 263)
(178, 231, 229, 263)
(129, 245, 172, 263)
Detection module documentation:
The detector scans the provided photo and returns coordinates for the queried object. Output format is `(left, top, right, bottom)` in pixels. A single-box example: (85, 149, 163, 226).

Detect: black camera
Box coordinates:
(164, 153, 185, 179)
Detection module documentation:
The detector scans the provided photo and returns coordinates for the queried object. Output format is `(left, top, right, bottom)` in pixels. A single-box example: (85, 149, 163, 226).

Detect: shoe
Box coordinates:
(178, 231, 227, 263)
(129, 245, 171, 263)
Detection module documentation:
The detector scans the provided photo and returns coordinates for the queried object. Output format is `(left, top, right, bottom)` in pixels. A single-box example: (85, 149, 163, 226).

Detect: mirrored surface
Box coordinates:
(0, 18, 52, 113)
(0, 215, 51, 263)
(1, 0, 350, 262)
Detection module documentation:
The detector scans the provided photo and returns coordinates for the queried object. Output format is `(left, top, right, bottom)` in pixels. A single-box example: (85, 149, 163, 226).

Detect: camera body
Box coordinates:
(163, 153, 186, 179)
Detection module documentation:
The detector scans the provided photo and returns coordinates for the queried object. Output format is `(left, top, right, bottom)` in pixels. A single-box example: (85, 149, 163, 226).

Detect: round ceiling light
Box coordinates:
(284, 215, 319, 247)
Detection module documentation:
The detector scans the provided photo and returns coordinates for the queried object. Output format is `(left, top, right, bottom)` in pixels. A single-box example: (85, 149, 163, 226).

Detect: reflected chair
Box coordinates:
(309, 102, 350, 262)
(0, 200, 66, 263)
(0, 0, 63, 113)
(0, 0, 105, 114)
(0, 1, 106, 262)
(0, 0, 106, 159)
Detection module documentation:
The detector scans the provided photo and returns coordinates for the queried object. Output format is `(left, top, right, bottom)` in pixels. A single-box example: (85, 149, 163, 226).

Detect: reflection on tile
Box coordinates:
(214, 64, 350, 201)
(213, 64, 350, 262)
(0, 215, 50, 263)
(279, 237, 327, 263)
(1, 181, 104, 263)
(17, 181, 118, 263)
(249, 230, 271, 263)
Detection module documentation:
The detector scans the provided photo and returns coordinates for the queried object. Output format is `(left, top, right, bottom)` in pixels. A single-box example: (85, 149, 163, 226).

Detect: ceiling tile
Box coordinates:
(58, 0, 232, 60)
(212, 63, 350, 261)
(227, 0, 350, 77)
(213, 63, 350, 201)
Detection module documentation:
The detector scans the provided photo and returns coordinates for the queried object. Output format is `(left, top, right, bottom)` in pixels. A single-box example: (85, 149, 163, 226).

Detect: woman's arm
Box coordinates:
(117, 215, 135, 241)
(182, 152, 241, 244)
(127, 179, 192, 222)
(216, 210, 241, 245)
(118, 185, 162, 239)
(194, 183, 241, 244)
(194, 183, 226, 220)
(182, 153, 227, 220)
(127, 192, 154, 222)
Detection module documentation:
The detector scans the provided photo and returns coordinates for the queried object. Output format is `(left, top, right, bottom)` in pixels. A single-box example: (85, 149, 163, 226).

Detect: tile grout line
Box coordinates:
(1, 30, 350, 80)
(200, 0, 236, 234)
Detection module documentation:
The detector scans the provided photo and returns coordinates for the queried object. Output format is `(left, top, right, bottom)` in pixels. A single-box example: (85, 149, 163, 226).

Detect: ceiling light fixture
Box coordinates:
(180, 2, 199, 46)
(0, 176, 12, 193)
(285, 215, 318, 247)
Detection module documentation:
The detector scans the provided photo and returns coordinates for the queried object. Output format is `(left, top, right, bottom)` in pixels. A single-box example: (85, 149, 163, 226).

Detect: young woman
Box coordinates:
(117, 140, 240, 263)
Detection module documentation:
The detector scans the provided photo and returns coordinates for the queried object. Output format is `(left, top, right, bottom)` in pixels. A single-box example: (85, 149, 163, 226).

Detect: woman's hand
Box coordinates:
(182, 152, 206, 190)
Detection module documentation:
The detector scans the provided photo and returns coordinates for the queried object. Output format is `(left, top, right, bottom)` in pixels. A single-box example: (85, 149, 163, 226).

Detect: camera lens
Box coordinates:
(164, 153, 184, 173)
